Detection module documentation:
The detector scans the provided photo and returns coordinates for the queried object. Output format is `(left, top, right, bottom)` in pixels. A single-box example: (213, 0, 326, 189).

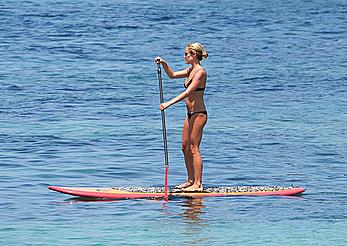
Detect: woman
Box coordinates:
(155, 42, 208, 192)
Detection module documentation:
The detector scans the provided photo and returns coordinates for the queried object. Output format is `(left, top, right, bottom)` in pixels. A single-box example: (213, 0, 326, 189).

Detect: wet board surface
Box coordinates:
(48, 186, 305, 199)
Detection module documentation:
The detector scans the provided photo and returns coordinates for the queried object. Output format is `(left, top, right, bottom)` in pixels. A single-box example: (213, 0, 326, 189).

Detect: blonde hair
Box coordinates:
(186, 42, 208, 61)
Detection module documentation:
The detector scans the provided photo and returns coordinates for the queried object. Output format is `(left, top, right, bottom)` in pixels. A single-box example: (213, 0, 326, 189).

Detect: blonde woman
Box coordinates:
(155, 42, 208, 192)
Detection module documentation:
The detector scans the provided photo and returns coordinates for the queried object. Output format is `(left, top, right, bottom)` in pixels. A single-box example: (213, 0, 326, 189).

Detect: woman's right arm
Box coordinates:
(155, 57, 190, 79)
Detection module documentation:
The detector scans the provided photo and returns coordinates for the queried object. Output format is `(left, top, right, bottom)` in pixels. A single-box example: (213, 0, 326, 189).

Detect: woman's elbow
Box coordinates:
(183, 91, 190, 98)
(169, 72, 179, 79)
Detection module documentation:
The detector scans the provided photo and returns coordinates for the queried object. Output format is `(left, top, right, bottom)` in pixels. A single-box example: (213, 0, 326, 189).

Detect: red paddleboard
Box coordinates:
(48, 185, 305, 199)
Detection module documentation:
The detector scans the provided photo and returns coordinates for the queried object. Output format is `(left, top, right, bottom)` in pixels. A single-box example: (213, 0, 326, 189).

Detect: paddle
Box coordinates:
(156, 62, 169, 199)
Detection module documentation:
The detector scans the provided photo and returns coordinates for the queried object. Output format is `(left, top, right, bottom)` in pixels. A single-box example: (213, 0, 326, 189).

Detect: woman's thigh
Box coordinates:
(182, 117, 190, 148)
(189, 114, 207, 147)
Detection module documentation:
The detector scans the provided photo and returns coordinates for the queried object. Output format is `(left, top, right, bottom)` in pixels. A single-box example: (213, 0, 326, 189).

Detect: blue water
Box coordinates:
(1, 0, 346, 245)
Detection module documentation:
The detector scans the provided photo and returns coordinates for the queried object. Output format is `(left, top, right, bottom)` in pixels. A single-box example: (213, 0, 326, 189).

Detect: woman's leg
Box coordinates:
(176, 116, 194, 189)
(183, 113, 207, 191)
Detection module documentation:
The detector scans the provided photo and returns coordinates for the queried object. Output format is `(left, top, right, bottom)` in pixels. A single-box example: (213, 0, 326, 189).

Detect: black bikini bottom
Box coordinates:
(187, 111, 208, 120)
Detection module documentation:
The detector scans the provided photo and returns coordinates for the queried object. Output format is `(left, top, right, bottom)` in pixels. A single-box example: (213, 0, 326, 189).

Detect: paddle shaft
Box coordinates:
(157, 63, 169, 198)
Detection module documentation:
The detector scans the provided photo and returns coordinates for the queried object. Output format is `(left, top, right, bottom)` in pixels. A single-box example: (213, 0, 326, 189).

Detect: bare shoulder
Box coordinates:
(196, 68, 207, 77)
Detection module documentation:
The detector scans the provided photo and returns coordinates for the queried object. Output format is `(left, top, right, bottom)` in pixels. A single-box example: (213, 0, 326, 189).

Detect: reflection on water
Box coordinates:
(181, 198, 206, 224)
(61, 197, 123, 204)
(180, 198, 210, 245)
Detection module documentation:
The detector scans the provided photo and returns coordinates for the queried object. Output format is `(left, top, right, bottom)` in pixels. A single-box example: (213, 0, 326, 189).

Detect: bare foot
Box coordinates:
(182, 184, 203, 192)
(175, 181, 193, 189)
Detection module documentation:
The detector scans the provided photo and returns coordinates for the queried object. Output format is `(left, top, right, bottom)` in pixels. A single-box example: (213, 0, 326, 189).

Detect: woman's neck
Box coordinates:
(191, 62, 201, 70)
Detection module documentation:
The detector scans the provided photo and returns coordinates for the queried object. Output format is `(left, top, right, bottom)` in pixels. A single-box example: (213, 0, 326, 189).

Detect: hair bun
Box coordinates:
(202, 51, 208, 60)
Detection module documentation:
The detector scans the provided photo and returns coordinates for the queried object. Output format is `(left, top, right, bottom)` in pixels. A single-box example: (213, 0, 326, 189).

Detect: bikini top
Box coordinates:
(183, 68, 205, 91)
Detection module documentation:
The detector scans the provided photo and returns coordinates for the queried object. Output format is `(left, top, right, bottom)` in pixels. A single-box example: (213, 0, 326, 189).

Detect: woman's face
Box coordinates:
(185, 48, 196, 64)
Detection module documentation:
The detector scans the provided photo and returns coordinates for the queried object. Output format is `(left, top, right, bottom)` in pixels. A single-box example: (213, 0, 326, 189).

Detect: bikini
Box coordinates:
(184, 68, 208, 120)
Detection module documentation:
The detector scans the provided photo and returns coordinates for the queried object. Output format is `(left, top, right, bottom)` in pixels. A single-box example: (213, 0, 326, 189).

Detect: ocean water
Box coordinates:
(1, 0, 346, 245)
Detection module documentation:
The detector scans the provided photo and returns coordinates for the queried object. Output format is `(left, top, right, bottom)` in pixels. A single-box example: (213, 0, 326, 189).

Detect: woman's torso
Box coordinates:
(184, 67, 207, 113)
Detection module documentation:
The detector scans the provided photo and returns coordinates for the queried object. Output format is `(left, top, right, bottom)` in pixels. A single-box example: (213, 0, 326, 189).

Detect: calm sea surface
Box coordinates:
(1, 0, 346, 245)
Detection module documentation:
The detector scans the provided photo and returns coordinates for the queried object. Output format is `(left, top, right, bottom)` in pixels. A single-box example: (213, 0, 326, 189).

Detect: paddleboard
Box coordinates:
(48, 185, 305, 199)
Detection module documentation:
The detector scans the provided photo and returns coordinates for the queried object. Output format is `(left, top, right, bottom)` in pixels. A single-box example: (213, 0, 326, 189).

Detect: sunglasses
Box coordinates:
(185, 51, 195, 57)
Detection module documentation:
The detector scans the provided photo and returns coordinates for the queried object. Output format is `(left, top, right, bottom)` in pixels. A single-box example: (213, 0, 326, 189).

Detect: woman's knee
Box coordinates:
(182, 143, 190, 153)
(189, 144, 200, 156)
